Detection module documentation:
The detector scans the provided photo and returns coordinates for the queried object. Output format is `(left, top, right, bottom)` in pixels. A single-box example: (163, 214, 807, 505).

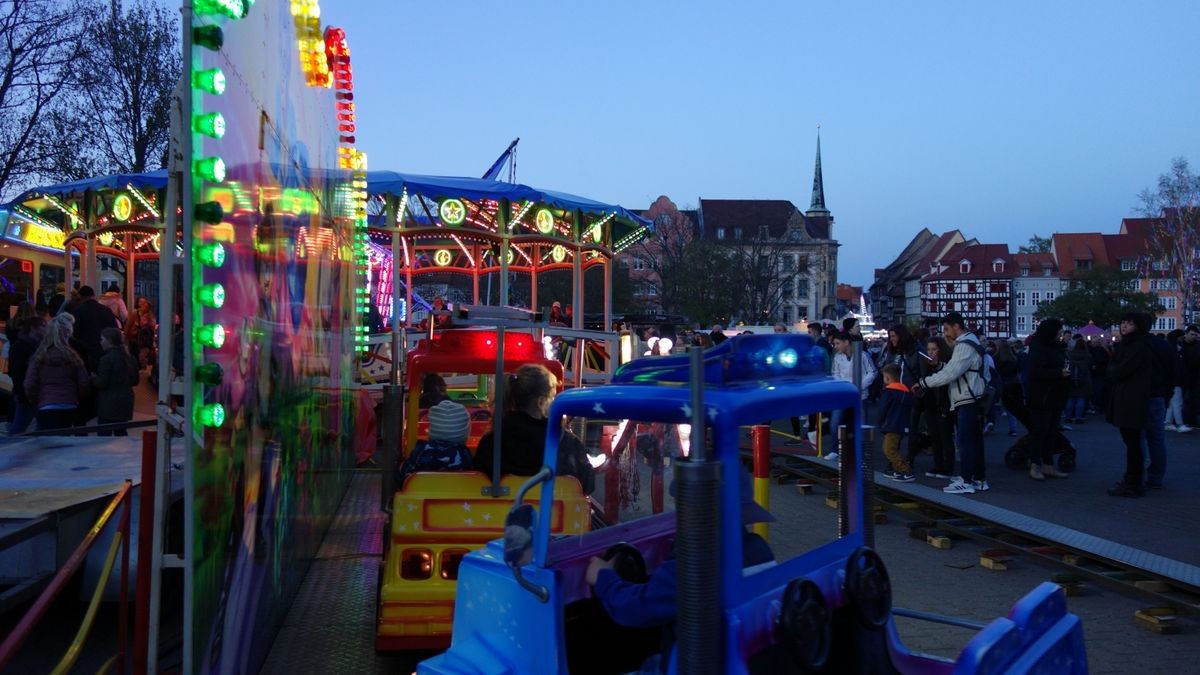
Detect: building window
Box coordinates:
(789, 229, 802, 241)
(797, 279, 809, 297)
(1043, 267, 1053, 277)
(1121, 259, 1134, 271)
(1163, 295, 1178, 310)
(733, 227, 743, 240)
(1045, 291, 1055, 302)
(1017, 315, 1027, 331)
(968, 300, 977, 312)
(1016, 291, 1026, 307)
(993, 260, 1005, 273)
(990, 299, 1005, 311)
(1075, 260, 1093, 271)
(960, 261, 971, 274)
(945, 283, 955, 293)
(782, 308, 792, 323)
(716, 228, 725, 240)
(647, 285, 658, 296)
(1128, 279, 1140, 291)
(968, 283, 977, 293)
(632, 257, 645, 271)
(1155, 317, 1177, 331)
(1152, 259, 1170, 271)
(990, 282, 1006, 293)
(1032, 291, 1041, 305)
(1021, 267, 1030, 277)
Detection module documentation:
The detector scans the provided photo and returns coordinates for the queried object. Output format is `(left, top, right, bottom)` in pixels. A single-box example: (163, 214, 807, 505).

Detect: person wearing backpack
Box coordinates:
(912, 313, 989, 495)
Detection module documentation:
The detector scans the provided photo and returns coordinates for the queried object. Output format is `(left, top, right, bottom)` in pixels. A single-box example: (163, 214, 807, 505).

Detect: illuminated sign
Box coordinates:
(113, 194, 133, 221)
(433, 249, 452, 266)
(551, 245, 566, 263)
(439, 199, 465, 226)
(8, 220, 66, 251)
(98, 231, 115, 247)
(536, 208, 554, 234)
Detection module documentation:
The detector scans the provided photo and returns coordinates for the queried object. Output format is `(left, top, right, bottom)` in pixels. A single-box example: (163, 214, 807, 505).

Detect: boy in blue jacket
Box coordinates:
(879, 364, 916, 482)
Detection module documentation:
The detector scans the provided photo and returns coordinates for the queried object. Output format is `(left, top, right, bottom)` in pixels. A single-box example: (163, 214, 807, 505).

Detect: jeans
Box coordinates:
(1143, 397, 1167, 485)
(955, 402, 984, 482)
(1165, 387, 1185, 426)
(9, 398, 34, 435)
(36, 408, 78, 434)
(1065, 397, 1088, 420)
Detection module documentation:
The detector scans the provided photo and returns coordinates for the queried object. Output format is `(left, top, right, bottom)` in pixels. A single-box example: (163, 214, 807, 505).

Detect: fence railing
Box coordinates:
(0, 480, 133, 674)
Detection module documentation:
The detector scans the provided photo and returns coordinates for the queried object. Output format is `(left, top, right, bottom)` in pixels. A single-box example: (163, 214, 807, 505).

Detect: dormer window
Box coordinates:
(1075, 259, 1092, 271)
(992, 258, 1005, 273)
(959, 260, 971, 274)
(1021, 266, 1030, 277)
(716, 228, 726, 240)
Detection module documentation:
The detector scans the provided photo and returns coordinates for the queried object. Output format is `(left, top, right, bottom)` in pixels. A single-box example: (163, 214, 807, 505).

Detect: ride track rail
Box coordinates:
(740, 434, 1200, 628)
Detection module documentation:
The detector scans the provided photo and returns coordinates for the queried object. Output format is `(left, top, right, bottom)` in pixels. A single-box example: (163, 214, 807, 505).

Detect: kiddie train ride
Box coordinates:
(419, 333, 1088, 674)
(369, 173, 652, 651)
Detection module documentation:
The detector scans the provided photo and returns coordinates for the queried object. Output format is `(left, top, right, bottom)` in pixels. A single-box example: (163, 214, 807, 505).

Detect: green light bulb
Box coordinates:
(192, 68, 225, 95)
(196, 403, 226, 428)
(197, 283, 225, 308)
(195, 157, 225, 183)
(195, 362, 224, 386)
(192, 25, 224, 51)
(196, 241, 226, 267)
(194, 201, 224, 225)
(196, 323, 226, 348)
(194, 112, 226, 139)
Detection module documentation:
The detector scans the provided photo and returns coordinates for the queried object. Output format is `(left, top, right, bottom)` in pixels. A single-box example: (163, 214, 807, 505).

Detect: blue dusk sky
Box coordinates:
(331, 0, 1200, 287)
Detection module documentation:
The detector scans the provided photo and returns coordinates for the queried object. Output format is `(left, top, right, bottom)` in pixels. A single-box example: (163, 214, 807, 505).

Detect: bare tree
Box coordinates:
(628, 196, 699, 316)
(1138, 157, 1200, 323)
(39, 0, 180, 180)
(0, 0, 88, 198)
(724, 227, 806, 324)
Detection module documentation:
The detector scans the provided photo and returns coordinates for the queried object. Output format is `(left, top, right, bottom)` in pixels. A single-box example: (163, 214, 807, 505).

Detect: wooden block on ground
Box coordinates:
(927, 534, 953, 550)
(1135, 608, 1181, 634)
(981, 556, 1011, 571)
(1057, 582, 1085, 597)
(893, 501, 921, 510)
(794, 482, 815, 495)
(1134, 580, 1171, 593)
(824, 494, 839, 509)
(873, 512, 888, 525)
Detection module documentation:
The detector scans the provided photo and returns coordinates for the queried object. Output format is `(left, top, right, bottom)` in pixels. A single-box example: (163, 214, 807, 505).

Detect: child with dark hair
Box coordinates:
(879, 364, 915, 482)
(94, 326, 139, 435)
(419, 372, 450, 408)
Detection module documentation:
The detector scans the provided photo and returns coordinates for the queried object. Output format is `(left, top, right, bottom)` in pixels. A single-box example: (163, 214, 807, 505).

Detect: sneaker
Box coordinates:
(785, 439, 806, 447)
(823, 452, 839, 461)
(892, 472, 915, 483)
(943, 477, 975, 494)
(925, 471, 950, 479)
(1042, 465, 1069, 479)
(882, 468, 899, 480)
(1164, 424, 1178, 432)
(983, 422, 995, 435)
(1060, 423, 1073, 431)
(1029, 463, 1045, 481)
(972, 480, 990, 492)
(1177, 425, 1193, 433)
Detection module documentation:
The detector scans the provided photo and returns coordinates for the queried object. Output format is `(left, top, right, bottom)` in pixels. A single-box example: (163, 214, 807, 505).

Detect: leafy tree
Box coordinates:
(0, 0, 89, 198)
(1035, 266, 1163, 329)
(38, 0, 180, 180)
(1018, 235, 1052, 253)
(1137, 157, 1200, 323)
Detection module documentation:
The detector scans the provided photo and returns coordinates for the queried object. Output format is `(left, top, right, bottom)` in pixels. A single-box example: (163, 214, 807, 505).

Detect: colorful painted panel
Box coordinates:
(187, 1, 358, 672)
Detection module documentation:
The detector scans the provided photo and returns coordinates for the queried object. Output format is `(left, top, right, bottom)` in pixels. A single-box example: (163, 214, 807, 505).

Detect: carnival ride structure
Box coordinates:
(420, 333, 1088, 674)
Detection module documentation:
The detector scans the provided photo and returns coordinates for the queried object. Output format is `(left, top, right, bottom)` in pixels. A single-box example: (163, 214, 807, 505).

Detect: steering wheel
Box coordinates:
(602, 543, 648, 583)
(777, 578, 832, 670)
(844, 547, 892, 630)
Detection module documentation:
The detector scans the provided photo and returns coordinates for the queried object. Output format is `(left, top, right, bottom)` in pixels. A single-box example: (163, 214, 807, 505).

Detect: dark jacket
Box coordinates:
(396, 439, 472, 487)
(878, 382, 914, 434)
(1149, 335, 1175, 398)
(1026, 339, 1070, 412)
(24, 347, 91, 409)
(919, 359, 953, 419)
(1106, 331, 1153, 428)
(94, 346, 139, 421)
(68, 298, 119, 371)
(7, 331, 39, 403)
(473, 411, 595, 494)
(879, 347, 922, 388)
(1066, 348, 1093, 398)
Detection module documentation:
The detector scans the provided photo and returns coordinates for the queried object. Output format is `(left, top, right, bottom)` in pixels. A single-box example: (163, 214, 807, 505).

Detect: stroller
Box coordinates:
(1000, 389, 1077, 472)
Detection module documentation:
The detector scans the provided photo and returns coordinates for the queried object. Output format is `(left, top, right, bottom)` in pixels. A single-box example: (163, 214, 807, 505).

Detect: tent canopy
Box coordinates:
(6, 170, 168, 206)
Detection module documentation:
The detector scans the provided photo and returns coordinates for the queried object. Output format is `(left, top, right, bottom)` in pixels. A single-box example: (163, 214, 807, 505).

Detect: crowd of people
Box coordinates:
(5, 284, 156, 435)
(786, 310, 1184, 499)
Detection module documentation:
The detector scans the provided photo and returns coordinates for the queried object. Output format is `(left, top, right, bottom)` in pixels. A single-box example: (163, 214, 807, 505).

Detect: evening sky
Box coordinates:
(331, 0, 1200, 287)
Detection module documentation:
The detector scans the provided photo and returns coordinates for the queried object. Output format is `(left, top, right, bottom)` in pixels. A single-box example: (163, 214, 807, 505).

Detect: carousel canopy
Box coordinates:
(6, 170, 168, 205)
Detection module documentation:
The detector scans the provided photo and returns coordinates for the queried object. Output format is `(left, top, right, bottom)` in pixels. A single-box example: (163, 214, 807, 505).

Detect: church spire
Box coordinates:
(807, 126, 829, 215)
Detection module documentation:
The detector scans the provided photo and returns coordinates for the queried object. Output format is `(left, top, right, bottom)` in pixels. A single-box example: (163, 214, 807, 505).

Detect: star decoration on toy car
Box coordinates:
(708, 407, 719, 421)
(680, 403, 692, 418)
(462, 501, 472, 511)
(593, 403, 606, 414)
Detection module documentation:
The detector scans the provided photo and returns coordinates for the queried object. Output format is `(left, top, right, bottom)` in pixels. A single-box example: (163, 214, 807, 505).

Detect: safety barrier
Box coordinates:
(0, 480, 133, 673)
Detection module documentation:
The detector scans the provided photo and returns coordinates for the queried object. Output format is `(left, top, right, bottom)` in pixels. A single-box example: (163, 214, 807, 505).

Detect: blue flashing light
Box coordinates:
(613, 334, 822, 386)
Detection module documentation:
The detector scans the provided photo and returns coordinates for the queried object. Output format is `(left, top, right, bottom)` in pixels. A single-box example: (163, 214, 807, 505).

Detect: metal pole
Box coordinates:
(178, 2, 196, 667)
(675, 346, 721, 675)
(380, 384, 400, 510)
(751, 425, 770, 541)
(134, 429, 157, 675)
(388, 196, 402, 386)
(852, 341, 876, 547)
(498, 199, 510, 307)
(490, 327, 507, 496)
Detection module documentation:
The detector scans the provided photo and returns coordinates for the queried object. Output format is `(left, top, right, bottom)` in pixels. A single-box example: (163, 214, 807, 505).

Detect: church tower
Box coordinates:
(806, 127, 831, 220)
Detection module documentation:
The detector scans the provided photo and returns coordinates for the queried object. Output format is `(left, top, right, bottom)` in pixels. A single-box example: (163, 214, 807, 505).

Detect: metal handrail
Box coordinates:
(0, 480, 133, 674)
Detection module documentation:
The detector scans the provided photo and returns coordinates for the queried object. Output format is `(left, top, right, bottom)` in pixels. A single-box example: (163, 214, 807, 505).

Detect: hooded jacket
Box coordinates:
(917, 332, 986, 411)
(878, 382, 914, 434)
(831, 350, 876, 399)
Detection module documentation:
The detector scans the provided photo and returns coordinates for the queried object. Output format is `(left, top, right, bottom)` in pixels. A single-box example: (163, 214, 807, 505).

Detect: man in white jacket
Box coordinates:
(912, 312, 988, 495)
(825, 332, 877, 460)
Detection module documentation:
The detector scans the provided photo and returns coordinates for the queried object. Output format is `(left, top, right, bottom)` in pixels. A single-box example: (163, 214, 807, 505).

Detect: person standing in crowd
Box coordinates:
(878, 364, 915, 482)
(826, 331, 877, 461)
(1025, 319, 1071, 480)
(24, 316, 91, 433)
(94, 327, 139, 436)
(47, 282, 68, 317)
(842, 317, 863, 341)
(808, 322, 833, 363)
(915, 336, 955, 478)
(68, 285, 118, 372)
(6, 301, 35, 343)
(1164, 329, 1191, 432)
(1145, 326, 1174, 489)
(1064, 338, 1094, 425)
(1106, 312, 1155, 497)
(992, 339, 1023, 436)
(125, 297, 157, 369)
(1182, 326, 1200, 427)
(7, 315, 46, 435)
(98, 284, 129, 325)
(709, 324, 727, 346)
(912, 313, 988, 495)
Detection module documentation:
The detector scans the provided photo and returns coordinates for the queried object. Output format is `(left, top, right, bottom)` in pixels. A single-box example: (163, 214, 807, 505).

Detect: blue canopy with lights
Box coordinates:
(5, 170, 168, 205)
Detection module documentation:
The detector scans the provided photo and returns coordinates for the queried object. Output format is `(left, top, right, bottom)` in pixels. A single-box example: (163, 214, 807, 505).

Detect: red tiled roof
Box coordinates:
(1051, 233, 1109, 268)
(924, 243, 1014, 280)
(1102, 234, 1140, 262)
(698, 199, 830, 240)
(1011, 252, 1057, 272)
(1119, 217, 1158, 240)
(836, 284, 862, 301)
(908, 231, 973, 279)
